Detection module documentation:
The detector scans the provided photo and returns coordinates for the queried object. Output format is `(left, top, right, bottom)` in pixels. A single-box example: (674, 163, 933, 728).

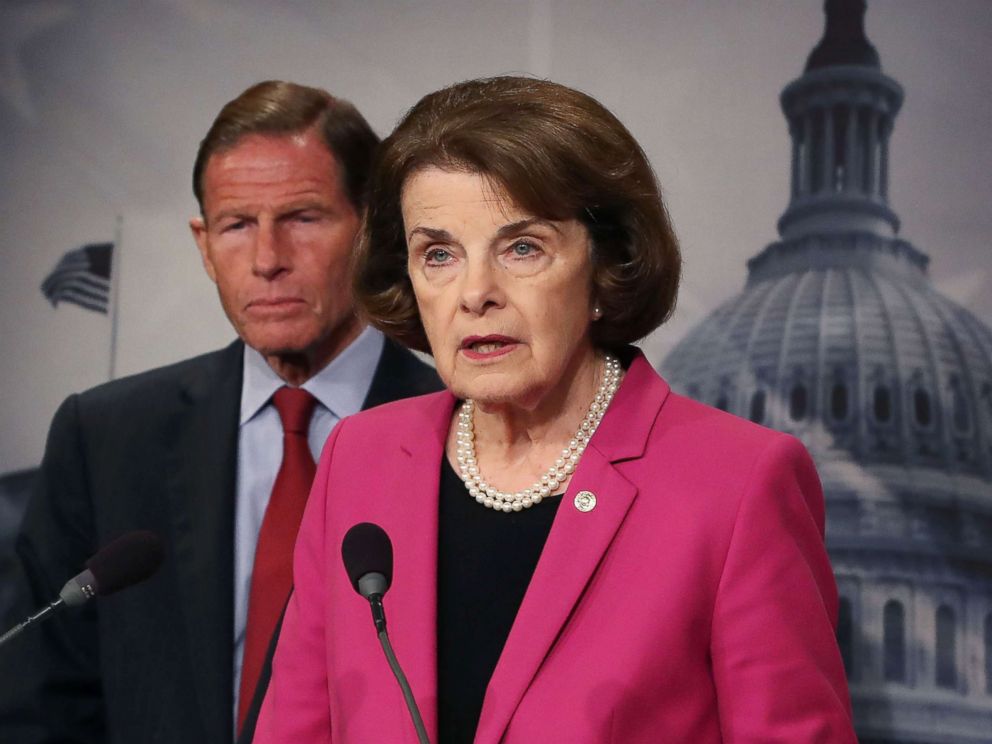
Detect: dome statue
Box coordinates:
(661, 2, 992, 742)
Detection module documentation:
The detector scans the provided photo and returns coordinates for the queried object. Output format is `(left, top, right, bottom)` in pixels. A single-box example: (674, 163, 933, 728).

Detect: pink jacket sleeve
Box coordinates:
(711, 433, 856, 742)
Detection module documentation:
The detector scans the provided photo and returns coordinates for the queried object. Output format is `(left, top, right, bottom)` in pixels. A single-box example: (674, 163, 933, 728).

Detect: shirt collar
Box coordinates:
(239, 326, 385, 425)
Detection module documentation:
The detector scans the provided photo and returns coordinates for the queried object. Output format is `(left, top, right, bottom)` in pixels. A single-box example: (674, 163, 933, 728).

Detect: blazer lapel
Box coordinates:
(164, 342, 242, 744)
(473, 452, 636, 744)
(474, 353, 669, 744)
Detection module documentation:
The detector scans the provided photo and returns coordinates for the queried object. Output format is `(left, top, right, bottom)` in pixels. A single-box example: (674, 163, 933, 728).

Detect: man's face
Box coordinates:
(190, 129, 362, 377)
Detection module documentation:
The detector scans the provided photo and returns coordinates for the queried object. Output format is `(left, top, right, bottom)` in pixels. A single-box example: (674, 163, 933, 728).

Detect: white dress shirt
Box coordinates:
(232, 326, 384, 721)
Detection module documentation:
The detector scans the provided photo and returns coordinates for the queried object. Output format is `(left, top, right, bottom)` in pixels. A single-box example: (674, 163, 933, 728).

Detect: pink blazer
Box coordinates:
(255, 353, 856, 743)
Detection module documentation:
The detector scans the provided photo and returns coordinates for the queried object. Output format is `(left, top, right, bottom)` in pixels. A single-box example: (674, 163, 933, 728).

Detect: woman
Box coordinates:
(255, 76, 855, 743)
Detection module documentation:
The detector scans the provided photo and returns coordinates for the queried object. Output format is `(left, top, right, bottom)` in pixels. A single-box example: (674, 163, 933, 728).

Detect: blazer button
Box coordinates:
(574, 490, 597, 512)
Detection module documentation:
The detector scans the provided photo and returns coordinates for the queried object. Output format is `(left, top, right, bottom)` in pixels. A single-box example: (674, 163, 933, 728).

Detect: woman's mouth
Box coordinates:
(472, 341, 505, 353)
(460, 335, 519, 360)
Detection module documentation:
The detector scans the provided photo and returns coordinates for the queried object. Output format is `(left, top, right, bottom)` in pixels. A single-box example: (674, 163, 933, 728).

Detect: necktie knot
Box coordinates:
(272, 387, 317, 435)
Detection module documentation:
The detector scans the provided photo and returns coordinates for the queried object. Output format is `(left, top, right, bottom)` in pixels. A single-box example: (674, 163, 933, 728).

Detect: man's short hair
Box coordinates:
(192, 80, 379, 213)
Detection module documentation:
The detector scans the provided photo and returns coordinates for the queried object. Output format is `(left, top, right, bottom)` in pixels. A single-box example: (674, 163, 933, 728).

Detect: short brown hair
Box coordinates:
(192, 80, 379, 212)
(354, 75, 681, 353)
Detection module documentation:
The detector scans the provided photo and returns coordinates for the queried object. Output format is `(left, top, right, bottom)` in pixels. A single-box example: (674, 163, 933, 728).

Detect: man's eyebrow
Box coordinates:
(209, 200, 331, 223)
(278, 199, 331, 213)
(210, 207, 252, 223)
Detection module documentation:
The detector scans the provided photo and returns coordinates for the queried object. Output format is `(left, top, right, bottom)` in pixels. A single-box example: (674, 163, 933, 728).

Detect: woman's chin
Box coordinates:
(450, 376, 541, 410)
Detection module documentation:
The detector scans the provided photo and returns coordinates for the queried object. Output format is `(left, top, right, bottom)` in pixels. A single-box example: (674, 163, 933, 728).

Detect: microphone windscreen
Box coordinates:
(341, 522, 393, 594)
(85, 530, 164, 596)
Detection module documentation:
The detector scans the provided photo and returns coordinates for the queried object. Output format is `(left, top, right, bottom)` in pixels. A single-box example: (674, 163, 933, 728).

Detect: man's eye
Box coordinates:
(222, 220, 246, 232)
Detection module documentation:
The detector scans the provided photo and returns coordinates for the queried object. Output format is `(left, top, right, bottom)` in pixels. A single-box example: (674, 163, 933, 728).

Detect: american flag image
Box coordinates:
(40, 243, 114, 315)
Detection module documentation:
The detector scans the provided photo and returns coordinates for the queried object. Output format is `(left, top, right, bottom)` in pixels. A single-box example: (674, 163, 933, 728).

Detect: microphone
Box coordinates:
(342, 522, 392, 632)
(0, 530, 164, 648)
(342, 523, 430, 744)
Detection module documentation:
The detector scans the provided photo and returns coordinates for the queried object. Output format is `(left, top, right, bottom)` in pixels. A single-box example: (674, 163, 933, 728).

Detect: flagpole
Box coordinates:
(108, 215, 123, 381)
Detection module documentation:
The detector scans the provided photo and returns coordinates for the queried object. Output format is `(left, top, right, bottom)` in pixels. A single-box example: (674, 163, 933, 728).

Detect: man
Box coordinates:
(0, 81, 440, 744)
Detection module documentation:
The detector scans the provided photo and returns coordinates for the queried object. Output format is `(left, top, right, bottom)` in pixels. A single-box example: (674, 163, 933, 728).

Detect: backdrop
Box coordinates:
(1, 1, 989, 742)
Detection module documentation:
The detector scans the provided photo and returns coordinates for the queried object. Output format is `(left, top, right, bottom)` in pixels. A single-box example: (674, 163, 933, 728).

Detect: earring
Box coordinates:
(592, 305, 603, 320)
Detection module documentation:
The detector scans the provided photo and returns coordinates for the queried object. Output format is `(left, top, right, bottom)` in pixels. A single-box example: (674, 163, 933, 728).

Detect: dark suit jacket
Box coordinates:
(0, 338, 440, 744)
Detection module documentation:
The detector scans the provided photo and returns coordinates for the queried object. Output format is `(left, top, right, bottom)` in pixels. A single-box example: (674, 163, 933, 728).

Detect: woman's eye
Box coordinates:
(509, 240, 539, 257)
(425, 247, 453, 265)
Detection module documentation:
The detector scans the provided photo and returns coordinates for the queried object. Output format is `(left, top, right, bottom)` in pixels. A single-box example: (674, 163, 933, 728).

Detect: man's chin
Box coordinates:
(238, 316, 363, 374)
(240, 332, 315, 360)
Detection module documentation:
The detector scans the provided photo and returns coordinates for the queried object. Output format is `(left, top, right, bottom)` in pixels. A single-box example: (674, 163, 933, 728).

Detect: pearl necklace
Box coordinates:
(455, 354, 622, 512)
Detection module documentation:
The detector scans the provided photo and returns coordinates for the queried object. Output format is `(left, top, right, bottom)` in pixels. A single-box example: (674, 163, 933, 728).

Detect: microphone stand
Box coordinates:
(346, 526, 431, 744)
(0, 599, 65, 648)
(362, 583, 430, 744)
(377, 626, 430, 744)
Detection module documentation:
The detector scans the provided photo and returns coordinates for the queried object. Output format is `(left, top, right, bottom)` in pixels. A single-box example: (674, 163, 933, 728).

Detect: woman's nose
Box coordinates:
(458, 258, 504, 315)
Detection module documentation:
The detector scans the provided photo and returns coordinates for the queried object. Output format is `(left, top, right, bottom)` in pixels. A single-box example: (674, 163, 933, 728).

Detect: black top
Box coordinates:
(436, 456, 561, 744)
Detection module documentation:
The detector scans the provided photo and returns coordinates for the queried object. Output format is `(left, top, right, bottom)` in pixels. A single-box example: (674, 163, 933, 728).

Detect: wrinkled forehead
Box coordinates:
(401, 164, 516, 211)
(400, 160, 573, 226)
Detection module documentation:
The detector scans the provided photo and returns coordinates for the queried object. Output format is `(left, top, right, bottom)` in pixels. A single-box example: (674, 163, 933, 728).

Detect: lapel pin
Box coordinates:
(574, 490, 597, 513)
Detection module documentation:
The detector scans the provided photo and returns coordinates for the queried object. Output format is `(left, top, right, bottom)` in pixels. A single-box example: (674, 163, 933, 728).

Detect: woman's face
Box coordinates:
(402, 167, 598, 410)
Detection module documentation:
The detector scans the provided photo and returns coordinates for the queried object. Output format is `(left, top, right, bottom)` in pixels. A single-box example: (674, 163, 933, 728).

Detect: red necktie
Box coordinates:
(237, 387, 318, 731)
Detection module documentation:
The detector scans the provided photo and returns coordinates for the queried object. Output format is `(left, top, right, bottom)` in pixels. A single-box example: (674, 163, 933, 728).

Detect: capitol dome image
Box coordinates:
(661, 1, 992, 742)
